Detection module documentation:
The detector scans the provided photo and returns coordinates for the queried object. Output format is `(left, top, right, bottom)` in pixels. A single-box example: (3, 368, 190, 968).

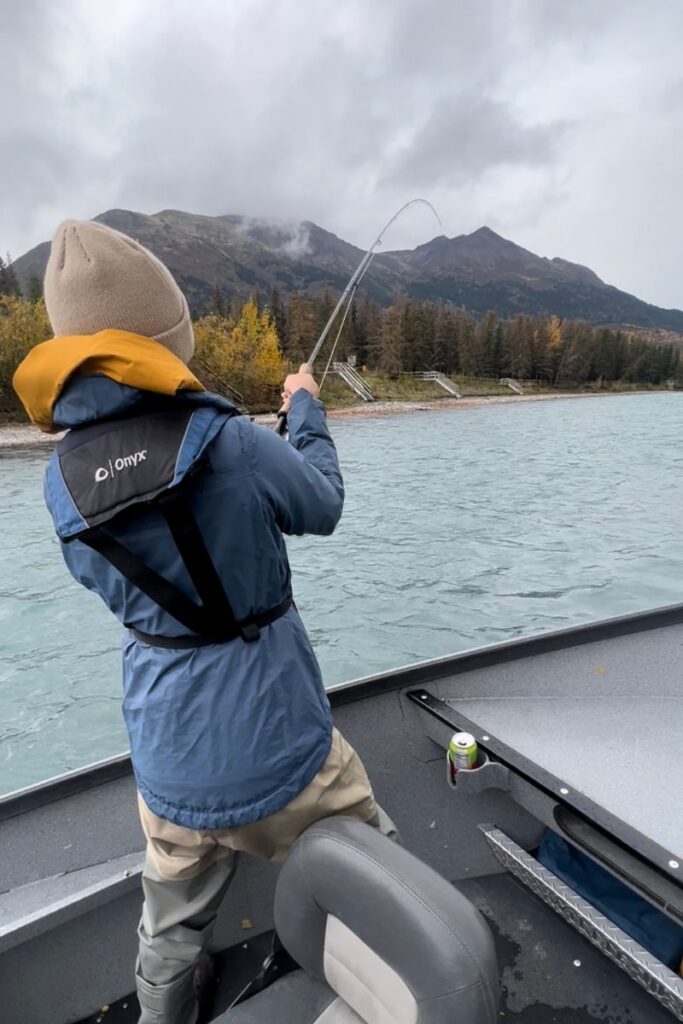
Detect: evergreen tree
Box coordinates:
(491, 321, 505, 379)
(476, 312, 498, 377)
(284, 293, 318, 364)
(554, 320, 591, 385)
(269, 286, 287, 346)
(377, 302, 405, 377)
(431, 307, 459, 373)
(402, 301, 435, 372)
(0, 253, 20, 297)
(456, 310, 478, 376)
(314, 289, 336, 337)
(502, 316, 533, 380)
(531, 320, 554, 381)
(213, 283, 225, 317)
(353, 296, 382, 369)
(27, 276, 43, 303)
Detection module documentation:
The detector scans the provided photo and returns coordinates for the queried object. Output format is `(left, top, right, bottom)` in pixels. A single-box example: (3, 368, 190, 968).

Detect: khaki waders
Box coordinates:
(135, 729, 398, 1024)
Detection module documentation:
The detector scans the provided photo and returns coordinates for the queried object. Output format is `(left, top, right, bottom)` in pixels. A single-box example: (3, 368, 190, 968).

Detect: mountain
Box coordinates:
(13, 209, 683, 334)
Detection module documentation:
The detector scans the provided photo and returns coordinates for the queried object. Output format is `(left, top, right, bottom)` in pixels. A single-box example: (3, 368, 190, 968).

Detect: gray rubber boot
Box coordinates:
(136, 852, 238, 1023)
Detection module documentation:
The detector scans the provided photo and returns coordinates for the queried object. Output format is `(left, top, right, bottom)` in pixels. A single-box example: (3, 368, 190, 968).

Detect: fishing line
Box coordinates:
(319, 286, 356, 392)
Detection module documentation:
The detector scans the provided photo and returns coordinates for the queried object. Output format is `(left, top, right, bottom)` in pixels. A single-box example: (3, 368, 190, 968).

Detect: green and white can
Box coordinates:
(449, 732, 478, 772)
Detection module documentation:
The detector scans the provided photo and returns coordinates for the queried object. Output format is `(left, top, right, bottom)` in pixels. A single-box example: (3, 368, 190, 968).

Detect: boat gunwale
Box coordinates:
(2, 600, 683, 824)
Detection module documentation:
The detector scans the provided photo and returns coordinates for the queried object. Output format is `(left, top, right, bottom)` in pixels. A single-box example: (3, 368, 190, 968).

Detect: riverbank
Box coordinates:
(257, 388, 670, 424)
(1, 389, 672, 450)
(311, 389, 665, 422)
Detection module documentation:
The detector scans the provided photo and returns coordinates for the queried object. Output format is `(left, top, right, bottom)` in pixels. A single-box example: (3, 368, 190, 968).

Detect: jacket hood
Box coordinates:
(12, 329, 204, 432)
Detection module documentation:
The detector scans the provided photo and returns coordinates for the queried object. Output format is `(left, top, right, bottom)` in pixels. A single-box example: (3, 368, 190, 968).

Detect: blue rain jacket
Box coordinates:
(43, 377, 342, 829)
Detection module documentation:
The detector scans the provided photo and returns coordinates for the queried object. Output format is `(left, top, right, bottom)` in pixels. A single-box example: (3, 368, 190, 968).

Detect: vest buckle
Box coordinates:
(240, 622, 261, 643)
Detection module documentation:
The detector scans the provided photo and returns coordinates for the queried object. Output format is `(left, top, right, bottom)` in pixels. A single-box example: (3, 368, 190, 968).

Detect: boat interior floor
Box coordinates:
(75, 872, 674, 1024)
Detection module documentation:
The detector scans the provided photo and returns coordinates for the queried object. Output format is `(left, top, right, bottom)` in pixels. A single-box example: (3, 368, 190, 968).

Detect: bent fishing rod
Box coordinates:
(276, 197, 441, 436)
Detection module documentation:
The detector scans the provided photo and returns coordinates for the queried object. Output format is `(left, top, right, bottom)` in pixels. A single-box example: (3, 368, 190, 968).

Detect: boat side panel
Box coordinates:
(0, 889, 142, 1024)
(0, 775, 142, 892)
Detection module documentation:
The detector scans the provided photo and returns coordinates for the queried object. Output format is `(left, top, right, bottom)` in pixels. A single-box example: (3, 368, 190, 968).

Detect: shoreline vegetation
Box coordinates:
(1, 282, 680, 437)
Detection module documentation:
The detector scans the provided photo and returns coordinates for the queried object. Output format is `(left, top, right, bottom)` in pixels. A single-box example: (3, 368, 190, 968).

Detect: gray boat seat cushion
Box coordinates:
(223, 970, 339, 1022)
(220, 816, 498, 1023)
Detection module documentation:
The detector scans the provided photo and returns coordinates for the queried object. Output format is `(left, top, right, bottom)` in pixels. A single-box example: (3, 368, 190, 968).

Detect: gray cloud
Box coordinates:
(384, 94, 565, 188)
(1, 0, 682, 307)
(234, 218, 312, 258)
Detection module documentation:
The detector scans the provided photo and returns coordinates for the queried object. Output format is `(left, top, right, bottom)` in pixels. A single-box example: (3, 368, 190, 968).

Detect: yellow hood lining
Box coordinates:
(12, 330, 203, 433)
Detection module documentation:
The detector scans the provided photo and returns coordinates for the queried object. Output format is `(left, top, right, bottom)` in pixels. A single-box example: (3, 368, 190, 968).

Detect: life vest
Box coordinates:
(56, 406, 291, 646)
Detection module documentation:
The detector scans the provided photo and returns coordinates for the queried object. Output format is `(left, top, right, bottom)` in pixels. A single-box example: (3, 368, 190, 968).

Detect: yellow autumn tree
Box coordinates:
(0, 295, 51, 419)
(547, 315, 562, 350)
(250, 306, 286, 407)
(193, 297, 285, 411)
(192, 313, 239, 393)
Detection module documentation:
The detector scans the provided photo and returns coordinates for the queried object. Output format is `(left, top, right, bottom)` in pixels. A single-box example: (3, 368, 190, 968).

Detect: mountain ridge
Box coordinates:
(13, 209, 683, 334)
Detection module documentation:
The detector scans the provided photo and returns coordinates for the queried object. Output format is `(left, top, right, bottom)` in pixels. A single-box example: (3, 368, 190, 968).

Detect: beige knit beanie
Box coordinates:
(44, 220, 195, 364)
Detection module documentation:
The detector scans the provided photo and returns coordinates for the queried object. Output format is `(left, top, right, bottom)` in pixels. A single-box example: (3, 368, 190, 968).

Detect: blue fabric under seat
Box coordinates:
(538, 831, 683, 971)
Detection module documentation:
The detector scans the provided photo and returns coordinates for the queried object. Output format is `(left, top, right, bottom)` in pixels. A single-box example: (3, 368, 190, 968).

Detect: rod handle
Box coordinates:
(275, 411, 288, 437)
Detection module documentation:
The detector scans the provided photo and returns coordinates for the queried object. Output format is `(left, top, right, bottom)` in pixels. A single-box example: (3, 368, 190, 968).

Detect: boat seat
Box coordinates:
(218, 816, 499, 1023)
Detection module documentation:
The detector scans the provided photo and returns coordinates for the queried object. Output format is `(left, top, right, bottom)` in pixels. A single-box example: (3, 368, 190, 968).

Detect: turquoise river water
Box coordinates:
(1, 393, 681, 794)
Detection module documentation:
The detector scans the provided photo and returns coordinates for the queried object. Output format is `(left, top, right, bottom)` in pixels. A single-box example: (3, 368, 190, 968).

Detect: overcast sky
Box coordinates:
(2, 0, 682, 307)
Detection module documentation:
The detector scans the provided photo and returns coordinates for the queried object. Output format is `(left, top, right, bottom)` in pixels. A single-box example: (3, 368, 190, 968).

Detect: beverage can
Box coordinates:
(448, 732, 478, 773)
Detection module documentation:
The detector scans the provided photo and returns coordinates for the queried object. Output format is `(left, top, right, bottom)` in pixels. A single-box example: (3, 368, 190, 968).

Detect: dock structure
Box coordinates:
(333, 362, 375, 402)
(500, 377, 524, 395)
(415, 371, 463, 398)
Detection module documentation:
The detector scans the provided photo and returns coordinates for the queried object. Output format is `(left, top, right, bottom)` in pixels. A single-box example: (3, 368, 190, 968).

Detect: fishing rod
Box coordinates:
(276, 198, 441, 436)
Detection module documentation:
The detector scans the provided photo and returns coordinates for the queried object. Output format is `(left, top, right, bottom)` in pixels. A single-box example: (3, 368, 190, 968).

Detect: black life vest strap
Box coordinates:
(157, 489, 239, 633)
(130, 597, 293, 648)
(77, 490, 289, 644)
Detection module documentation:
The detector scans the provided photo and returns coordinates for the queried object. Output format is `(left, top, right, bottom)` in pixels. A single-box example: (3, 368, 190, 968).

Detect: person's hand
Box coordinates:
(280, 364, 319, 413)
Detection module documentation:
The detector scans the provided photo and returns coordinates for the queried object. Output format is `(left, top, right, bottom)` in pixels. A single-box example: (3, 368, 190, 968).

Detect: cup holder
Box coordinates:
(446, 748, 509, 793)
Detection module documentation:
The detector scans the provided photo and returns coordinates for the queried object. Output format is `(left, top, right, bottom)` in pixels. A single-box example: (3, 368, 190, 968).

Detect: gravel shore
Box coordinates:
(255, 389, 653, 425)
